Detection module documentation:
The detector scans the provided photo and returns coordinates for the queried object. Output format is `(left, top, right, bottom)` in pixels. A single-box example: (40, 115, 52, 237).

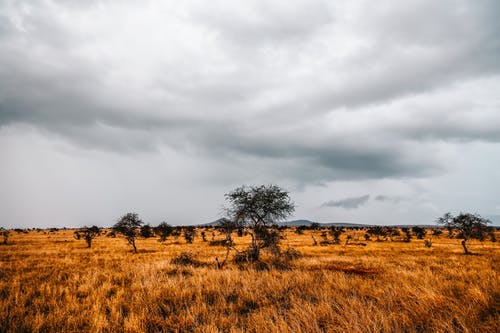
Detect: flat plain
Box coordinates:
(0, 228, 498, 333)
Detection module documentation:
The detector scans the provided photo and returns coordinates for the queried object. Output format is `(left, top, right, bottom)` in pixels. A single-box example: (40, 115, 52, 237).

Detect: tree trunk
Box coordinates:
(132, 239, 137, 253)
(249, 231, 256, 249)
(461, 240, 469, 254)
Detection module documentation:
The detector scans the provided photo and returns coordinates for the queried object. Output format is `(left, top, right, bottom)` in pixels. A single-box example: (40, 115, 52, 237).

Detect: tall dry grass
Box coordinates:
(0, 228, 498, 332)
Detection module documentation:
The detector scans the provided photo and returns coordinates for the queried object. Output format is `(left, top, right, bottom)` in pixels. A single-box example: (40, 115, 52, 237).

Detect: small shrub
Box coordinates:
(432, 229, 443, 237)
(171, 252, 205, 267)
(183, 226, 196, 244)
(282, 247, 302, 261)
(209, 239, 230, 247)
(329, 227, 344, 244)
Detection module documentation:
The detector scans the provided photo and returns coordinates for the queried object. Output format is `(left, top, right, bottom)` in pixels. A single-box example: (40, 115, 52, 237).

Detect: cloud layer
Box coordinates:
(1, 0, 500, 226)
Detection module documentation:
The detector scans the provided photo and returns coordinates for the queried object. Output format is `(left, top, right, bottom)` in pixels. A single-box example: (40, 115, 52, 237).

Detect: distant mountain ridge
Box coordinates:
(200, 218, 438, 228)
(280, 220, 368, 227)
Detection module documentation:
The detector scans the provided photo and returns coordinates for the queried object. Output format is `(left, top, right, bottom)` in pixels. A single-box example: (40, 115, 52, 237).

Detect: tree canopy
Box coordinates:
(225, 184, 295, 227)
(225, 185, 295, 262)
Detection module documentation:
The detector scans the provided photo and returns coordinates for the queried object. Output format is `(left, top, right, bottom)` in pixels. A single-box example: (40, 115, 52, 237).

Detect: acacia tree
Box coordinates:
(437, 212, 491, 254)
(74, 225, 100, 248)
(225, 184, 294, 261)
(113, 213, 143, 253)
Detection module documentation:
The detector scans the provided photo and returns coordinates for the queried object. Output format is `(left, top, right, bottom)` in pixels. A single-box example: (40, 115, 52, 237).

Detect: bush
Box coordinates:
(155, 222, 173, 242)
(183, 226, 196, 244)
(171, 252, 205, 267)
(329, 227, 344, 244)
(282, 247, 302, 261)
(0, 229, 9, 245)
(412, 226, 426, 239)
(140, 224, 154, 238)
(209, 239, 230, 247)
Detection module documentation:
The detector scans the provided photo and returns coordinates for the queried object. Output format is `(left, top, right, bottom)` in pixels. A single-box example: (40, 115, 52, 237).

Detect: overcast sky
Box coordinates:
(1, 0, 500, 228)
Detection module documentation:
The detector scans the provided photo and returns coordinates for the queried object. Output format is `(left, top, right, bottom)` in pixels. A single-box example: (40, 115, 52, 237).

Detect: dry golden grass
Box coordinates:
(1, 228, 499, 332)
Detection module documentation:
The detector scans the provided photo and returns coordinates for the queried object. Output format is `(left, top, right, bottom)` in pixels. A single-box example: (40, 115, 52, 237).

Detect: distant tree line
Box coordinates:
(2, 186, 497, 260)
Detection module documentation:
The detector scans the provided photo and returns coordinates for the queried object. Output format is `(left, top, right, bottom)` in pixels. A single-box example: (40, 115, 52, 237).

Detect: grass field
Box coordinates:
(0, 228, 498, 332)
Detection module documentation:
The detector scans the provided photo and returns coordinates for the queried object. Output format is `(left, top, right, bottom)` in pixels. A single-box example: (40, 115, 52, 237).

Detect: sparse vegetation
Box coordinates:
(0, 227, 498, 332)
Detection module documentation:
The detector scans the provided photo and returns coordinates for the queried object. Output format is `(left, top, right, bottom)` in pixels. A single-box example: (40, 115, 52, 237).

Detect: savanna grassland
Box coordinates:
(0, 228, 498, 333)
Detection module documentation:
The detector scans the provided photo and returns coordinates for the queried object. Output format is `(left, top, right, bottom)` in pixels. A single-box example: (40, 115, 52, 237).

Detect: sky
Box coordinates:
(1, 0, 500, 228)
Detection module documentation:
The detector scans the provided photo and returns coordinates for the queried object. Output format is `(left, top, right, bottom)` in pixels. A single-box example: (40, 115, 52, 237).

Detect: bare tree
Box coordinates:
(113, 212, 143, 253)
(437, 212, 491, 254)
(74, 225, 100, 248)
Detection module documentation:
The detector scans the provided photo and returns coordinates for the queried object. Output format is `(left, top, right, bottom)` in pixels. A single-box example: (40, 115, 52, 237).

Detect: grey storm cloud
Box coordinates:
(1, 0, 500, 185)
(374, 195, 405, 204)
(320, 195, 370, 210)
